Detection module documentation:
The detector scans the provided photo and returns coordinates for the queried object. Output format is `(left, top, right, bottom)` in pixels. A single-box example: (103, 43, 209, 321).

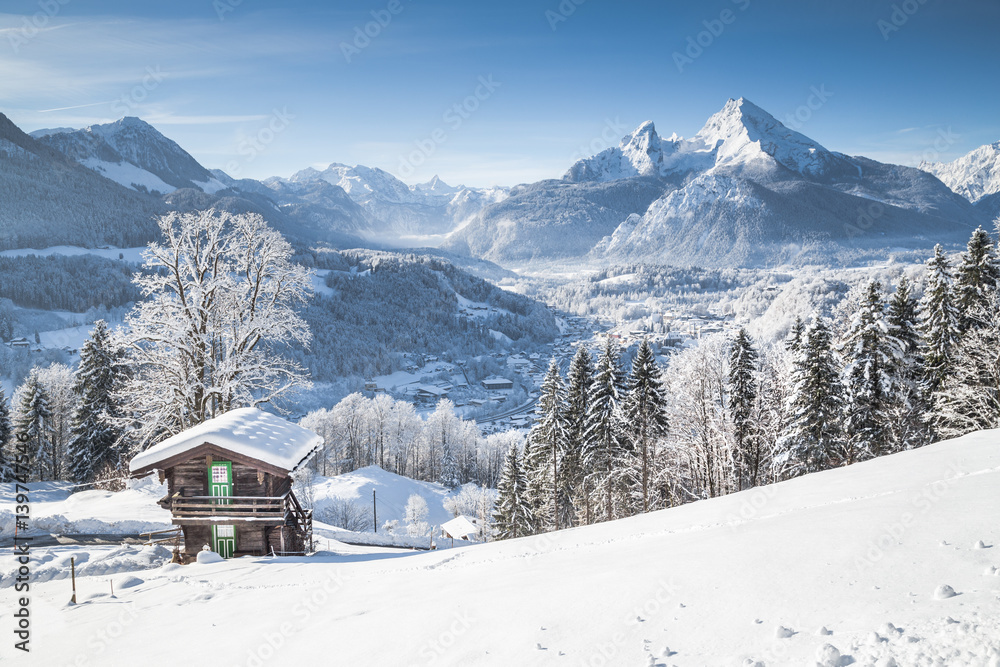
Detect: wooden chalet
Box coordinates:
(129, 408, 322, 561)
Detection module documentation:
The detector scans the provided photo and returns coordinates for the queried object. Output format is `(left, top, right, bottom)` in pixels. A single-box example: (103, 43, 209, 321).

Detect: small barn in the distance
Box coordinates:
(129, 408, 322, 561)
(440, 515, 480, 543)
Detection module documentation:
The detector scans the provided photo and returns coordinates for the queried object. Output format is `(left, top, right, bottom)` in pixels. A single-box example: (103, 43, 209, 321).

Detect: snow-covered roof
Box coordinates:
(129, 408, 322, 474)
(441, 515, 479, 540)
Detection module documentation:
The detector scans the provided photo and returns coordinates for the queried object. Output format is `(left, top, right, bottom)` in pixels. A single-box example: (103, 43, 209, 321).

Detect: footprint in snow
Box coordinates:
(814, 643, 844, 667)
(879, 622, 903, 637)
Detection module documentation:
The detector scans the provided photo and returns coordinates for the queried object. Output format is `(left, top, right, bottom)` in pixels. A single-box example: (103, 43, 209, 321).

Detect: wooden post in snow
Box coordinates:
(70, 557, 77, 604)
(373, 489, 377, 533)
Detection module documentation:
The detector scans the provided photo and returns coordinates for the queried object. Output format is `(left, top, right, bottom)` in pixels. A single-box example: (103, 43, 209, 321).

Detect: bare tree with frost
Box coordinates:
(117, 210, 313, 449)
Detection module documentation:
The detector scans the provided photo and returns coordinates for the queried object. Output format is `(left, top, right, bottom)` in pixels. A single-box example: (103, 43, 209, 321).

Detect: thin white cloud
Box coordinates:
(38, 100, 117, 113)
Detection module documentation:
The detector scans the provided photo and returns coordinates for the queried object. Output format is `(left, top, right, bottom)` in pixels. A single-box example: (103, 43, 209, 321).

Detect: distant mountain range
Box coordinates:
(446, 98, 995, 266)
(26, 118, 506, 250)
(4, 101, 999, 267)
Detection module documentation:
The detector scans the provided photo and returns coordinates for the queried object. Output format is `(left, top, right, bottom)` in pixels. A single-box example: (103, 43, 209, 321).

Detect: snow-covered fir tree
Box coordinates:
(13, 369, 54, 481)
(524, 359, 570, 530)
(786, 316, 806, 353)
(492, 443, 533, 540)
(934, 291, 1000, 438)
(841, 281, 897, 463)
(581, 337, 627, 523)
(34, 364, 75, 481)
(753, 345, 790, 485)
(728, 328, 759, 490)
(68, 328, 123, 483)
(623, 339, 669, 511)
(780, 317, 842, 475)
(562, 345, 593, 525)
(0, 388, 12, 482)
(919, 244, 961, 409)
(885, 276, 930, 451)
(954, 227, 999, 331)
(117, 210, 314, 450)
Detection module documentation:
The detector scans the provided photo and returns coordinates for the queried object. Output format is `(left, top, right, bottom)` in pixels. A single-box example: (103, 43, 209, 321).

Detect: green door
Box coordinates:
(208, 461, 236, 558)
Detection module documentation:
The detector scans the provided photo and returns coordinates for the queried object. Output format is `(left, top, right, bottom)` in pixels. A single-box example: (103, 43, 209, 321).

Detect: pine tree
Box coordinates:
(779, 317, 842, 475)
(623, 339, 669, 511)
(492, 444, 533, 540)
(885, 277, 930, 451)
(0, 388, 12, 483)
(935, 291, 1000, 437)
(581, 337, 626, 523)
(728, 328, 759, 489)
(920, 245, 961, 410)
(786, 316, 806, 353)
(524, 359, 569, 531)
(955, 227, 999, 331)
(562, 345, 593, 525)
(67, 321, 125, 483)
(841, 281, 897, 463)
(14, 370, 55, 481)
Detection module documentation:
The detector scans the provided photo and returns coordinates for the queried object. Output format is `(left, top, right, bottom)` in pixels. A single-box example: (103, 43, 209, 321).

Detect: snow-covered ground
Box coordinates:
(0, 477, 171, 539)
(3, 429, 999, 665)
(0, 245, 147, 263)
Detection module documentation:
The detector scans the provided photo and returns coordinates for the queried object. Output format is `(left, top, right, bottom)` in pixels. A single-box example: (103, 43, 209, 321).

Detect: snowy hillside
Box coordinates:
(921, 141, 1000, 204)
(0, 113, 163, 250)
(33, 117, 227, 194)
(9, 429, 999, 665)
(310, 465, 455, 528)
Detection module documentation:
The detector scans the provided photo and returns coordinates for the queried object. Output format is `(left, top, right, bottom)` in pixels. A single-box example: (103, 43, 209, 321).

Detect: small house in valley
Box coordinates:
(440, 515, 480, 542)
(129, 408, 322, 561)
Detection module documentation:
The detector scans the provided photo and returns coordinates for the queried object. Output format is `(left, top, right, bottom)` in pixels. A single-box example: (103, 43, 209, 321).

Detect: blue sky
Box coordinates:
(1, 0, 997, 187)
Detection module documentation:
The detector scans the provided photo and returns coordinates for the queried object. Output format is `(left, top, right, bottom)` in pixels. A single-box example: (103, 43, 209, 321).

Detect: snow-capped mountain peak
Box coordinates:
(920, 141, 1000, 203)
(33, 117, 227, 194)
(565, 97, 859, 184)
(694, 97, 851, 178)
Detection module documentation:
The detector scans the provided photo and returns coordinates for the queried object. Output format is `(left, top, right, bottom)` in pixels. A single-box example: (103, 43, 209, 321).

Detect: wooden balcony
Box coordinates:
(170, 493, 310, 528)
